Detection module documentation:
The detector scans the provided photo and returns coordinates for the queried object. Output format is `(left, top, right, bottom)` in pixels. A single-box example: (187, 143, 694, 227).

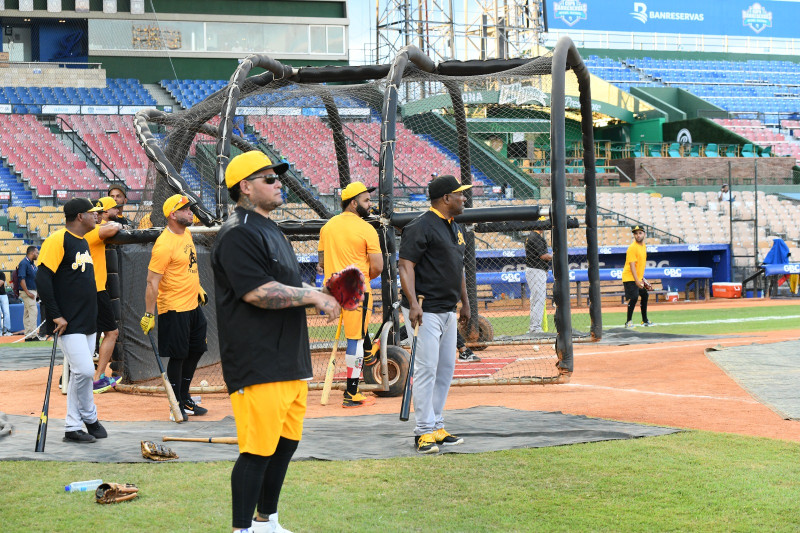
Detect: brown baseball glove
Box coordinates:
(95, 482, 139, 504)
(325, 265, 365, 311)
(141, 440, 178, 461)
(642, 279, 653, 291)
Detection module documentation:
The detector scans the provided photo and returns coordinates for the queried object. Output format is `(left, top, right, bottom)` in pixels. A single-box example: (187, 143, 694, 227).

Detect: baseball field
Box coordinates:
(1, 297, 799, 531)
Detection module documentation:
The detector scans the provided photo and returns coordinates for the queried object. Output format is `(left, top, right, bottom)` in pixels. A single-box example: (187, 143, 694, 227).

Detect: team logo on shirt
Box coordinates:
(457, 231, 465, 245)
(71, 251, 93, 272)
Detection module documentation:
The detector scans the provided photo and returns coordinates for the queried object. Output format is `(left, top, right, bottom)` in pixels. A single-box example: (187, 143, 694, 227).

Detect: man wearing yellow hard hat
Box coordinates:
(141, 193, 209, 421)
(212, 151, 340, 533)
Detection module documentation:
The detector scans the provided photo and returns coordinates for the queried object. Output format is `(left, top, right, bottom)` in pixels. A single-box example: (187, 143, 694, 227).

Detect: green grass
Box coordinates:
(3, 431, 800, 531)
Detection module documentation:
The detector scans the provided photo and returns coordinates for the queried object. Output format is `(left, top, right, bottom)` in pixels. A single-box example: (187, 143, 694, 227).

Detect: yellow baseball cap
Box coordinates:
(163, 194, 191, 218)
(225, 151, 289, 189)
(341, 182, 377, 202)
(95, 196, 122, 211)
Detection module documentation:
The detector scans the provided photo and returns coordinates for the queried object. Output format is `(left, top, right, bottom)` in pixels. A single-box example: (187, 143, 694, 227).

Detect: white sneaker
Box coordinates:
(251, 513, 292, 533)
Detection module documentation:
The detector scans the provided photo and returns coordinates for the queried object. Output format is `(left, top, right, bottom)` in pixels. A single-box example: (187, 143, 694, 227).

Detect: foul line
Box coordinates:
(564, 383, 759, 403)
(640, 314, 800, 327)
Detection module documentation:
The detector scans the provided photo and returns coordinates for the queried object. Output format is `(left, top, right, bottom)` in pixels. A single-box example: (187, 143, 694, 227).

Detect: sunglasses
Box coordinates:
(246, 175, 280, 185)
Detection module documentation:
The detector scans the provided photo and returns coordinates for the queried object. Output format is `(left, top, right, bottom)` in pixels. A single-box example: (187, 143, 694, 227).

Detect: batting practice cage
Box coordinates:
(109, 36, 601, 398)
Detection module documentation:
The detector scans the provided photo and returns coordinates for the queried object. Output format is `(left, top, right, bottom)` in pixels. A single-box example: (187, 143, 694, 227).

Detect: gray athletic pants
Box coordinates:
(61, 333, 98, 432)
(401, 307, 458, 436)
(525, 268, 547, 332)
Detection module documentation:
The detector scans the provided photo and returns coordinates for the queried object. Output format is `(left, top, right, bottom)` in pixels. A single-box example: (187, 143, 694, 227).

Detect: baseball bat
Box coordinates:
(400, 295, 424, 421)
(147, 331, 185, 424)
(34, 332, 59, 452)
(320, 313, 344, 405)
(163, 436, 237, 444)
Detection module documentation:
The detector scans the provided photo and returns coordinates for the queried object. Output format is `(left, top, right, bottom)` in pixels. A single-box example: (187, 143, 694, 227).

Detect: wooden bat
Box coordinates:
(163, 436, 238, 444)
(320, 313, 344, 405)
(34, 332, 59, 452)
(147, 331, 185, 424)
(400, 295, 424, 421)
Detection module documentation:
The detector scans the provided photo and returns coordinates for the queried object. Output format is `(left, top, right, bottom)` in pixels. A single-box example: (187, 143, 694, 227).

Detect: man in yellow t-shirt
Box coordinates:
(621, 225, 653, 328)
(84, 196, 123, 393)
(318, 182, 383, 408)
(140, 194, 209, 421)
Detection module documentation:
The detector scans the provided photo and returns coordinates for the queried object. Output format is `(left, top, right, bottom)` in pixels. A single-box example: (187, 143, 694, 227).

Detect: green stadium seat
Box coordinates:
(668, 143, 681, 157)
(705, 143, 719, 157)
(689, 144, 701, 157)
(742, 144, 755, 157)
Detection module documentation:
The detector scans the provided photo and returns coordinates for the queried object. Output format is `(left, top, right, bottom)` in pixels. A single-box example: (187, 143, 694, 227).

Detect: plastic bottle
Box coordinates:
(65, 479, 103, 492)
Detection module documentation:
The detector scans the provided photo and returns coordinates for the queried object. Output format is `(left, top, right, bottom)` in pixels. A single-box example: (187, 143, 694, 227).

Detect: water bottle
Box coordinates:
(65, 479, 102, 492)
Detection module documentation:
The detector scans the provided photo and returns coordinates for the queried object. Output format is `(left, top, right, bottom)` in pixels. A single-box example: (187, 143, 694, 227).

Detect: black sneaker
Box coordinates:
(458, 348, 481, 362)
(432, 428, 464, 446)
(63, 430, 96, 443)
(85, 420, 107, 439)
(182, 398, 207, 416)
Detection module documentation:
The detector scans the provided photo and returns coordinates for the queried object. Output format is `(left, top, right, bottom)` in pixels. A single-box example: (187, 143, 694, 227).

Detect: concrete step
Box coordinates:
(143, 83, 179, 107)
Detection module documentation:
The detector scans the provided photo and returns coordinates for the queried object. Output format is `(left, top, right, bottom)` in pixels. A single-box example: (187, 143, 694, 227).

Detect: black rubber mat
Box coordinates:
(0, 406, 679, 462)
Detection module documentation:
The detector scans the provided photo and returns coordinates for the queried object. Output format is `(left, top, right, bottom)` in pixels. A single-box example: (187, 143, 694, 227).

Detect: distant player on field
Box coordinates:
(622, 225, 653, 328)
(318, 182, 383, 408)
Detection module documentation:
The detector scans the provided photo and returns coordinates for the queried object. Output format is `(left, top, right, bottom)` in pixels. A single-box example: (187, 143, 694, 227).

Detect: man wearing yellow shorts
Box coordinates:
(212, 151, 340, 533)
(318, 181, 384, 407)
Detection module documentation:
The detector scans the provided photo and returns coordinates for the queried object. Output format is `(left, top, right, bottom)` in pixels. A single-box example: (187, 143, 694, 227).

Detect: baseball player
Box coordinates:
(84, 196, 123, 393)
(398, 174, 471, 454)
(622, 225, 653, 328)
(212, 151, 340, 532)
(318, 181, 383, 408)
(107, 183, 133, 226)
(36, 198, 106, 443)
(524, 218, 552, 334)
(140, 194, 209, 421)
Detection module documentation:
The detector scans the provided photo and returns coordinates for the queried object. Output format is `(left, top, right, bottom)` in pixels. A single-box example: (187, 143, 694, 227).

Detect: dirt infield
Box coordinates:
(2, 299, 798, 442)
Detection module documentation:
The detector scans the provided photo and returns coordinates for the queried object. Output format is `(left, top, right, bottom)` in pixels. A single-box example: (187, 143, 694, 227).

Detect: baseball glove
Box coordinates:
(141, 440, 178, 461)
(642, 279, 653, 291)
(325, 265, 365, 311)
(95, 482, 139, 504)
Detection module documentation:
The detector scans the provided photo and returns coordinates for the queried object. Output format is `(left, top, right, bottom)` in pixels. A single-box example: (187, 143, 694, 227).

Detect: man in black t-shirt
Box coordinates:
(398, 174, 471, 454)
(524, 220, 552, 334)
(212, 151, 340, 533)
(36, 198, 106, 444)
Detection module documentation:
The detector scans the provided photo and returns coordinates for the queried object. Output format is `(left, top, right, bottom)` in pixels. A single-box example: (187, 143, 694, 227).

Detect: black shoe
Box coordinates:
(182, 398, 207, 416)
(63, 430, 96, 443)
(85, 420, 108, 439)
(458, 348, 481, 362)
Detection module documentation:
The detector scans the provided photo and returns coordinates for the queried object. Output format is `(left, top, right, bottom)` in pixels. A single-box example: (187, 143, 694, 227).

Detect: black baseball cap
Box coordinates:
(631, 225, 645, 233)
(108, 182, 128, 198)
(428, 175, 472, 200)
(64, 197, 102, 218)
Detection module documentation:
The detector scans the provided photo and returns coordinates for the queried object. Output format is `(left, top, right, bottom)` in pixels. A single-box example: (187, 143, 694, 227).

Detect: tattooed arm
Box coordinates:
(243, 281, 340, 320)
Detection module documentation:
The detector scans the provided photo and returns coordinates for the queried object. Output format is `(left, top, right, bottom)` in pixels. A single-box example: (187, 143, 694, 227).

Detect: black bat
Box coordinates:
(34, 332, 59, 452)
(400, 296, 424, 421)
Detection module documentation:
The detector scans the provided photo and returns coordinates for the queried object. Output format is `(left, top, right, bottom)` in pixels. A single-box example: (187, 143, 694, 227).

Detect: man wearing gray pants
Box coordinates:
(398, 175, 472, 454)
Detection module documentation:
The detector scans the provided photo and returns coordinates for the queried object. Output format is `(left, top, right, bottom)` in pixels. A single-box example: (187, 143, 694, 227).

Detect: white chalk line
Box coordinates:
(623, 314, 800, 327)
(563, 383, 759, 403)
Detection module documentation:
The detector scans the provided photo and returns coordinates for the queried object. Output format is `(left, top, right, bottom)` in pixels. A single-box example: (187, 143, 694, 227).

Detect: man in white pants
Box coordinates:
(398, 175, 471, 454)
(36, 198, 107, 444)
(524, 221, 552, 334)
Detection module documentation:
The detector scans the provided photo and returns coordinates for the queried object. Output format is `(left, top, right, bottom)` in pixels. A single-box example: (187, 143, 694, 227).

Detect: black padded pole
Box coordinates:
(550, 36, 576, 374)
(320, 90, 351, 190)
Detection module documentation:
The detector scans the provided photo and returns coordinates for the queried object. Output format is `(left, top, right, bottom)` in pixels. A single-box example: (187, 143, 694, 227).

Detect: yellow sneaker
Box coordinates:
(414, 433, 439, 454)
(432, 428, 464, 446)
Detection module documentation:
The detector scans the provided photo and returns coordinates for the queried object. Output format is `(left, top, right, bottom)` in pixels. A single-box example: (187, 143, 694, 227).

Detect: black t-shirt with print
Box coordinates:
(211, 207, 312, 393)
(525, 231, 550, 271)
(36, 228, 97, 335)
(399, 209, 466, 313)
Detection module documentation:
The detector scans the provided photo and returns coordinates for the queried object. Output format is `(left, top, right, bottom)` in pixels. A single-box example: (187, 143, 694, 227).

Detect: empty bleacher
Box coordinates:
(0, 79, 155, 112)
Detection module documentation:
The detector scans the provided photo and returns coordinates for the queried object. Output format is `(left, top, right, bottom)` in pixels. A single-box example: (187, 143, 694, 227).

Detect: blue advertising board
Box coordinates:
(545, 0, 797, 38)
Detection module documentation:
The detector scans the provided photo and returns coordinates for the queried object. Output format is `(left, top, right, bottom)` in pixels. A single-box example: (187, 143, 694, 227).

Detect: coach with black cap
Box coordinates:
(398, 174, 471, 454)
(36, 198, 107, 443)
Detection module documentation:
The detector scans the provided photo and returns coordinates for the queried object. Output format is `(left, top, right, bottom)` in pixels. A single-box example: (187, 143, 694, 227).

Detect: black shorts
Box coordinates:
(157, 306, 208, 360)
(96, 290, 118, 333)
(623, 281, 647, 301)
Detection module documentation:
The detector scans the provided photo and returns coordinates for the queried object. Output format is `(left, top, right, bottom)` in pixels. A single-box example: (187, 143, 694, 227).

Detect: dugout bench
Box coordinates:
(743, 263, 800, 299)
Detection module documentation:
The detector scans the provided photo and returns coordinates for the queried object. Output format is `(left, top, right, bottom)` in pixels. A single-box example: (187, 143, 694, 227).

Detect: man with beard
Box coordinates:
(622, 225, 653, 328)
(140, 194, 209, 421)
(318, 182, 384, 407)
(211, 151, 340, 532)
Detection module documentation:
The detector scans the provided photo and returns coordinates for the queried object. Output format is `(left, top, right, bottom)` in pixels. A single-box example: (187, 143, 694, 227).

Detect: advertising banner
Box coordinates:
(545, 0, 797, 38)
